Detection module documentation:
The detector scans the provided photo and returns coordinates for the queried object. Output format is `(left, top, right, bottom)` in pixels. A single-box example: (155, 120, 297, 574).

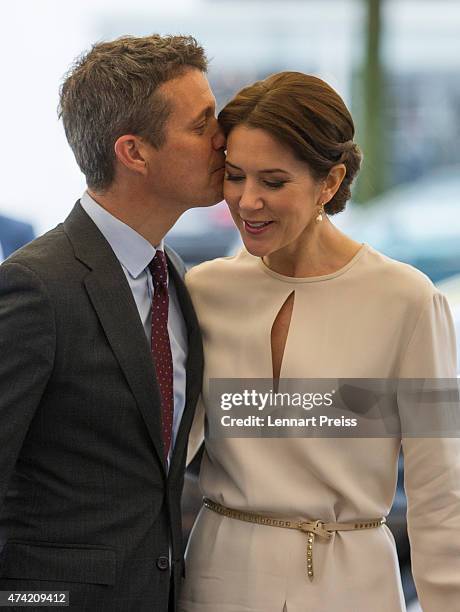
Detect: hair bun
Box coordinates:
(326, 141, 363, 215)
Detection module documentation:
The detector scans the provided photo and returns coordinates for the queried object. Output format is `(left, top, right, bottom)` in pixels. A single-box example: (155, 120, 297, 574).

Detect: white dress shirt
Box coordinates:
(80, 191, 188, 466)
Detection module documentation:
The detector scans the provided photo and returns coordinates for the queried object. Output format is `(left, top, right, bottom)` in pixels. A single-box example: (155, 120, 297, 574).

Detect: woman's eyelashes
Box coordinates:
(264, 180, 286, 190)
(224, 174, 287, 190)
(224, 174, 244, 183)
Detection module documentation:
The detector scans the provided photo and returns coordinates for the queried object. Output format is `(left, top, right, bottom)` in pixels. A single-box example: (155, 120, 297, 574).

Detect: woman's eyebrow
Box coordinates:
(259, 168, 291, 175)
(225, 161, 242, 170)
(225, 161, 291, 175)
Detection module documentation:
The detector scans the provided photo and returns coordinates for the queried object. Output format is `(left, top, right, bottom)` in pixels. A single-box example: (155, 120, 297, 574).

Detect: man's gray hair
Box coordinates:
(58, 34, 208, 191)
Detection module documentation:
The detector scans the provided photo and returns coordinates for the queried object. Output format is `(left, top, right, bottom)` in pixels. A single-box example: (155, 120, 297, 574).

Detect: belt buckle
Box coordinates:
(298, 520, 314, 533)
(299, 520, 332, 539)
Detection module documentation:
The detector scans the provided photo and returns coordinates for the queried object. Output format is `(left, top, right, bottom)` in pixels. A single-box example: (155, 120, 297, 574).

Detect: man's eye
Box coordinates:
(225, 174, 244, 182)
(195, 122, 206, 133)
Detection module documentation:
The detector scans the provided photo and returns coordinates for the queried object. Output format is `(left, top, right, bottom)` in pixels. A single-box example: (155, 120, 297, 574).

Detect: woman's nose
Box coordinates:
(238, 185, 264, 212)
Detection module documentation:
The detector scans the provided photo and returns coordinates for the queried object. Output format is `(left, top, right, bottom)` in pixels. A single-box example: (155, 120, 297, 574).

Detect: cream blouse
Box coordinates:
(181, 244, 459, 612)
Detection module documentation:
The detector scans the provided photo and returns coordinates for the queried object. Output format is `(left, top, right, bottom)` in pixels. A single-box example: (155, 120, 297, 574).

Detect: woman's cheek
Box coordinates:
(223, 185, 238, 209)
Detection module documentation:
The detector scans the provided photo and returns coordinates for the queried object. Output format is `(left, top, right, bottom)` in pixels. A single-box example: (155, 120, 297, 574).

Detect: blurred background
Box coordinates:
(1, 1, 459, 609)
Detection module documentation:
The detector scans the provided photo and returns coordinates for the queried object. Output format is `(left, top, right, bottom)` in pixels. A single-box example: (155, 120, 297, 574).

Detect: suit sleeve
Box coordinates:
(399, 291, 460, 610)
(0, 261, 55, 506)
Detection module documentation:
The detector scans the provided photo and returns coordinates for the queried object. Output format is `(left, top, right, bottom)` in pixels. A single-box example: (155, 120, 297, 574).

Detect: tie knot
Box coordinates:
(148, 250, 168, 290)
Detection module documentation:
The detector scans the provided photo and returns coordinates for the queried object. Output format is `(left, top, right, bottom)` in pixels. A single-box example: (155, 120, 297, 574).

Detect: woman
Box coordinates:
(179, 72, 459, 611)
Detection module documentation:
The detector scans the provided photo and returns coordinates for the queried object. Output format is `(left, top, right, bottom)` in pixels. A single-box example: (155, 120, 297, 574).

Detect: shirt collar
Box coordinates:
(80, 191, 164, 279)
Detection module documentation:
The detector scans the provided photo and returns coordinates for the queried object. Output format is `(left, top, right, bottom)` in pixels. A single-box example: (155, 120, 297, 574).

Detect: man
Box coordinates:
(0, 35, 225, 611)
(0, 213, 35, 261)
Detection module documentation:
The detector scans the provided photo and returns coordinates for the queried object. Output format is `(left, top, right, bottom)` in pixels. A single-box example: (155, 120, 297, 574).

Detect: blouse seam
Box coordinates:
(397, 289, 439, 376)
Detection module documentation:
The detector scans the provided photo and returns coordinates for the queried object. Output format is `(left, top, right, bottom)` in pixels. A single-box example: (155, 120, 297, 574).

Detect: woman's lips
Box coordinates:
(243, 220, 274, 235)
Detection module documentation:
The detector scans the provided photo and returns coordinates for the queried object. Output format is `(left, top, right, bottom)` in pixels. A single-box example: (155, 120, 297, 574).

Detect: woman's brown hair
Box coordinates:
(218, 72, 362, 214)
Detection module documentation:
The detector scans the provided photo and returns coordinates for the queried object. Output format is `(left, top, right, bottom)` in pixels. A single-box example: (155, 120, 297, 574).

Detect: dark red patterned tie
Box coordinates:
(148, 250, 174, 460)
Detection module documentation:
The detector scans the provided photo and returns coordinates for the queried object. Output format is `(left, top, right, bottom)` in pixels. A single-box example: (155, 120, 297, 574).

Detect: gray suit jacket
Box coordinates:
(0, 203, 203, 611)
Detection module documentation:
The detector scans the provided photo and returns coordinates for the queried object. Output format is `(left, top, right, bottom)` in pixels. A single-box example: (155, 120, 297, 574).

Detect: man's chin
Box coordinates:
(194, 191, 225, 208)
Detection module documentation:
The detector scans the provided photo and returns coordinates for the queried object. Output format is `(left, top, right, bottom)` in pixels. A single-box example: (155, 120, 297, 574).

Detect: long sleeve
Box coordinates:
(0, 262, 55, 507)
(399, 291, 460, 611)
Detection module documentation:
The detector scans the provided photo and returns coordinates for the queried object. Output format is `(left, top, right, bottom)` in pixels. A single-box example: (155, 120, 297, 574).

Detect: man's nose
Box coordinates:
(212, 122, 226, 150)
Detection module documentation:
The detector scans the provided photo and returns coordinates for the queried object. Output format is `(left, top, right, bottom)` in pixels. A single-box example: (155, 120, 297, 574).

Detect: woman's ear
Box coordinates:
(321, 163, 347, 203)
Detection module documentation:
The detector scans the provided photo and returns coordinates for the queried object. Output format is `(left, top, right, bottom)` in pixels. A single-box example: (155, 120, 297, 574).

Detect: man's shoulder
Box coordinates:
(2, 224, 76, 281)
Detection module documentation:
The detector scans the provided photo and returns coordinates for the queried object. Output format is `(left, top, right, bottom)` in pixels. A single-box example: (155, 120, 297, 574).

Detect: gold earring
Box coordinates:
(315, 203, 325, 223)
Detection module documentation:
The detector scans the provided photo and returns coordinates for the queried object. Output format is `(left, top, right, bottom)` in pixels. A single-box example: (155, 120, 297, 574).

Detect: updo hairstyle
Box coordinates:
(218, 72, 362, 214)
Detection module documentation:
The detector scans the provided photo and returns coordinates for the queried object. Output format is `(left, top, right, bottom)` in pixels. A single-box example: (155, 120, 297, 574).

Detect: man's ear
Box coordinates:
(321, 163, 347, 203)
(114, 135, 148, 177)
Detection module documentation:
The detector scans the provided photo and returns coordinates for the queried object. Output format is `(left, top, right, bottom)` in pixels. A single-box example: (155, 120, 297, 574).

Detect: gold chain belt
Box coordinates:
(203, 497, 385, 581)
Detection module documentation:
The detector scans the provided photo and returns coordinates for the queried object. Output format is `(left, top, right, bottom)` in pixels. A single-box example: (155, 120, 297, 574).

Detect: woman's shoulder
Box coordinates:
(185, 248, 256, 292)
(362, 244, 439, 306)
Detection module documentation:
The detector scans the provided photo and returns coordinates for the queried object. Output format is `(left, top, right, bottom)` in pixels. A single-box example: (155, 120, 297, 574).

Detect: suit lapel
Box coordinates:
(165, 250, 204, 478)
(64, 203, 166, 471)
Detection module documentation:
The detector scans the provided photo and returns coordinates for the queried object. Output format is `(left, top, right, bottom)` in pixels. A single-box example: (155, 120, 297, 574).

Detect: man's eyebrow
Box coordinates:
(225, 161, 291, 175)
(189, 104, 215, 125)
